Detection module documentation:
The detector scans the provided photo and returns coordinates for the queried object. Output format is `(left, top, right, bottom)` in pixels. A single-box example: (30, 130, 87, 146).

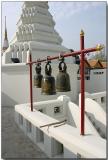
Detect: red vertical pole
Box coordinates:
(80, 30, 85, 135)
(29, 53, 33, 111)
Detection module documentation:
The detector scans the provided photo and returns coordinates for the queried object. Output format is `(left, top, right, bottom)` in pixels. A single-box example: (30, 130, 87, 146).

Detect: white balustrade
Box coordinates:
(15, 95, 106, 158)
(83, 91, 106, 110)
(79, 92, 106, 138)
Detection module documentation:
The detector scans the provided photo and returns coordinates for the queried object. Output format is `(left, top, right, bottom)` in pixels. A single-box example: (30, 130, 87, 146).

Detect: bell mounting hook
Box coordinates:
(46, 56, 51, 64)
(59, 53, 64, 62)
(36, 58, 41, 65)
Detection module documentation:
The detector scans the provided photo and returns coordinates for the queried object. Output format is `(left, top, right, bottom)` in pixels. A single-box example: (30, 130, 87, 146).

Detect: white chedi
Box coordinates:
(3, 1, 71, 64)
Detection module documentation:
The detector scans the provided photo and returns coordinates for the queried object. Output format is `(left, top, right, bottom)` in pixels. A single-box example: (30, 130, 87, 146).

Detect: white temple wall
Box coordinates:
(2, 48, 71, 64)
(85, 91, 106, 110)
(77, 69, 106, 93)
(29, 42, 68, 52)
(2, 52, 12, 64)
(31, 32, 62, 44)
(1, 64, 78, 107)
(1, 65, 29, 107)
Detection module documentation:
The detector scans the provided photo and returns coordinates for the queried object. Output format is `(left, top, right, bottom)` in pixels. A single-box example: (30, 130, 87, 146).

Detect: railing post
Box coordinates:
(80, 29, 85, 135)
(29, 53, 33, 111)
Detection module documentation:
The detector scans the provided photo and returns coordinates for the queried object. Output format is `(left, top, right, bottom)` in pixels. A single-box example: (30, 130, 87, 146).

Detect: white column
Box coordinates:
(22, 27, 26, 41)
(29, 25, 32, 40)
(22, 43, 29, 63)
(26, 50, 30, 63)
(18, 44, 23, 62)
(19, 27, 23, 41)
(26, 25, 30, 41)
(12, 45, 18, 58)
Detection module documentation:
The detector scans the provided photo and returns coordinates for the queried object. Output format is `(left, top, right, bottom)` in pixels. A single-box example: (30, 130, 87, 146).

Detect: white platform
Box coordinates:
(15, 95, 106, 158)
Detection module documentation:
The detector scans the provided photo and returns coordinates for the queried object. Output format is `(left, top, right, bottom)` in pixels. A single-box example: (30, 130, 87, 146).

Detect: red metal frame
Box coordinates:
(27, 31, 103, 135)
(27, 47, 99, 65)
(80, 31, 85, 135)
(29, 54, 33, 111)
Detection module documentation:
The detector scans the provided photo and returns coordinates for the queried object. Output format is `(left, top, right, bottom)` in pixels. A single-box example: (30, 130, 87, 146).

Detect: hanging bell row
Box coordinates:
(34, 58, 71, 95)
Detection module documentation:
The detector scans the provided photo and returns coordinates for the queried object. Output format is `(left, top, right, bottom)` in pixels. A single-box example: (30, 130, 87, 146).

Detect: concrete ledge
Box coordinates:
(15, 102, 106, 158)
(1, 63, 28, 72)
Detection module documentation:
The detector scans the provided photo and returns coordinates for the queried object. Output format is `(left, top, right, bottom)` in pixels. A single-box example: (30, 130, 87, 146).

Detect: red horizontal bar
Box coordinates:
(26, 46, 97, 65)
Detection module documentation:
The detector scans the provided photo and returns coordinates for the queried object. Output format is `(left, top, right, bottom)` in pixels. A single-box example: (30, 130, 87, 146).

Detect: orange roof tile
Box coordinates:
(88, 60, 103, 69)
(84, 59, 91, 68)
(101, 62, 107, 68)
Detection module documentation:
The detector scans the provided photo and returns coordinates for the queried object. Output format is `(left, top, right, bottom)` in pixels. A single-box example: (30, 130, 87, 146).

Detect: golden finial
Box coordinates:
(96, 44, 104, 51)
(80, 29, 84, 36)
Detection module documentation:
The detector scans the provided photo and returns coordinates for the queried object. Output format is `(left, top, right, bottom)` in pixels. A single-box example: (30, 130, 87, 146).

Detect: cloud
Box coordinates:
(49, 2, 105, 21)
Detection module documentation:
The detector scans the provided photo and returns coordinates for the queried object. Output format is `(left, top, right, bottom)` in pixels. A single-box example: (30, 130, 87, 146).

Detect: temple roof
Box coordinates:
(101, 62, 107, 68)
(88, 60, 103, 69)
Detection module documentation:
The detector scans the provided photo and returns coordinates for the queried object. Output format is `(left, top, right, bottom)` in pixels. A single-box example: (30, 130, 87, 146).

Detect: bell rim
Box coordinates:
(41, 91, 56, 95)
(56, 88, 71, 92)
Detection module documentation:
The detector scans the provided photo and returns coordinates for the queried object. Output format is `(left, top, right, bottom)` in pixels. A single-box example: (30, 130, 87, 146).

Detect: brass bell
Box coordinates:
(41, 61, 56, 95)
(34, 63, 43, 88)
(56, 59, 71, 92)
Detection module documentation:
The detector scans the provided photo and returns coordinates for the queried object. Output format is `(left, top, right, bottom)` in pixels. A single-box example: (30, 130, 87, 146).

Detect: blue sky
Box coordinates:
(2, 1, 106, 51)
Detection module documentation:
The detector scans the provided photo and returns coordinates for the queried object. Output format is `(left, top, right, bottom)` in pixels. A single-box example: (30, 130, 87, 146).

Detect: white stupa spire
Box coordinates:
(2, 16, 9, 53)
(3, 1, 70, 63)
(12, 2, 62, 44)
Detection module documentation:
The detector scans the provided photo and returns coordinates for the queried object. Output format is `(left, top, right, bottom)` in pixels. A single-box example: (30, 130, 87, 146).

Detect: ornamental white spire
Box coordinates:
(13, 1, 63, 45)
(6, 2, 69, 62)
(2, 16, 9, 52)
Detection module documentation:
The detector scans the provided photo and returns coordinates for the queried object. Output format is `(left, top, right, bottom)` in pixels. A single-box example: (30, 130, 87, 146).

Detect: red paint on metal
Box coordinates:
(80, 34, 85, 135)
(26, 47, 98, 65)
(29, 54, 33, 112)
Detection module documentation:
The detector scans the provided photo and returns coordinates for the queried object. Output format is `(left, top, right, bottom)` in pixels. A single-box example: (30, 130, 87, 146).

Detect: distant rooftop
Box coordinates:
(78, 59, 107, 69)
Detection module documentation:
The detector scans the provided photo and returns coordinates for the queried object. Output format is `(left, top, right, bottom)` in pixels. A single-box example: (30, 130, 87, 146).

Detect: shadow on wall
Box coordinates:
(1, 92, 18, 107)
(86, 112, 106, 139)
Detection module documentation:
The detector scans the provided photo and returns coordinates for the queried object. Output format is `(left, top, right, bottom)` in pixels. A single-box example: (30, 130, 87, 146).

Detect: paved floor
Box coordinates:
(1, 106, 47, 159)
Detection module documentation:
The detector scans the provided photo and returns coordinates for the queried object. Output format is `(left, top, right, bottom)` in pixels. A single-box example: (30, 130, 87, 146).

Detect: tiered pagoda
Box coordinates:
(3, 1, 68, 63)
